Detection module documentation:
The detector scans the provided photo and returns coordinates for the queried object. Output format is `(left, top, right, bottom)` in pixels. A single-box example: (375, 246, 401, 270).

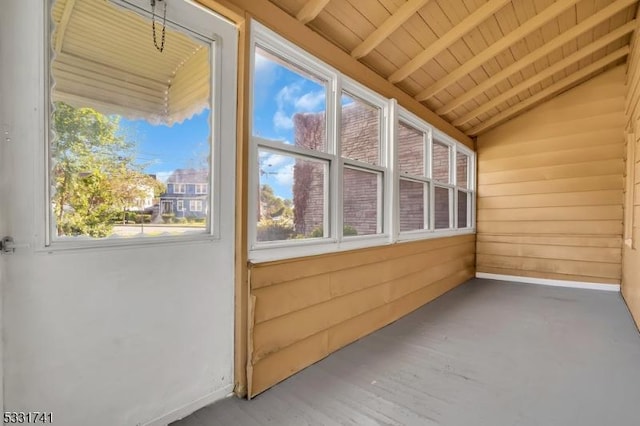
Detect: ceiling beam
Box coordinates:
(437, 0, 639, 115)
(415, 0, 581, 101)
(351, 0, 431, 59)
(296, 0, 331, 24)
(467, 46, 630, 135)
(54, 0, 77, 54)
(453, 20, 636, 126)
(388, 0, 510, 83)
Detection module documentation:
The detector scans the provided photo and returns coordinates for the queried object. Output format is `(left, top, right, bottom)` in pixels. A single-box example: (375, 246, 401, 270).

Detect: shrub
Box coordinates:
(343, 225, 358, 236)
(310, 225, 358, 238)
(257, 217, 295, 241)
(135, 214, 151, 224)
(161, 213, 175, 224)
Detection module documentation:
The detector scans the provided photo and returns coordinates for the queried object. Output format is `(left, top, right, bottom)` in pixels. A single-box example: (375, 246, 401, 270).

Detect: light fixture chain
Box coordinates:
(151, 0, 167, 53)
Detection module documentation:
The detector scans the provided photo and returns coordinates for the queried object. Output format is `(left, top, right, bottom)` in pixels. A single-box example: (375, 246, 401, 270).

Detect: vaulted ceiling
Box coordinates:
(268, 0, 640, 136)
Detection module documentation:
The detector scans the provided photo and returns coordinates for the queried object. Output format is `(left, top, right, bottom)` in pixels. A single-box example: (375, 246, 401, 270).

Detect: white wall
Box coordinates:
(0, 1, 237, 425)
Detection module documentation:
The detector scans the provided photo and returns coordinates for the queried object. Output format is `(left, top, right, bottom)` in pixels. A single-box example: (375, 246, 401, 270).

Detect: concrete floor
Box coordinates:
(173, 278, 640, 426)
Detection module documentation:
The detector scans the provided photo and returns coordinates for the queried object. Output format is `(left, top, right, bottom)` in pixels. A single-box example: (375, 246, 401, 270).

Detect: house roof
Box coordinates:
(268, 0, 639, 135)
(50, 0, 210, 125)
(166, 168, 209, 183)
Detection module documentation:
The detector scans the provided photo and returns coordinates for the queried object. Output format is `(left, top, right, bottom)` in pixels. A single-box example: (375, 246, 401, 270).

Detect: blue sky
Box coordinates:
(252, 48, 326, 199)
(117, 48, 328, 200)
(119, 110, 211, 183)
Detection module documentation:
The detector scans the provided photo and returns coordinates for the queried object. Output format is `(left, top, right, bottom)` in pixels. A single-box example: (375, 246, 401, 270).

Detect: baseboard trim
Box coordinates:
(142, 384, 234, 426)
(475, 272, 620, 292)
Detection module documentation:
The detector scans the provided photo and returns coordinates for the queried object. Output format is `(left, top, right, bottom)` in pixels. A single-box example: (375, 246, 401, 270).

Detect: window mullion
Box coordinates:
(332, 76, 342, 241)
(452, 147, 458, 229)
(389, 99, 398, 242)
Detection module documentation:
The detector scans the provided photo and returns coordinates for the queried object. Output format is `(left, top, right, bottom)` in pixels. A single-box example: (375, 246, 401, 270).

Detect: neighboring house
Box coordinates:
(292, 102, 464, 236)
(159, 168, 209, 218)
(292, 103, 383, 236)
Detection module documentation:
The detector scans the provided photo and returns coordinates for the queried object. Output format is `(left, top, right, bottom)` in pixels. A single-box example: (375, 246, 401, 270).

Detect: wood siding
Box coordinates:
(623, 15, 640, 329)
(476, 65, 627, 285)
(247, 235, 475, 397)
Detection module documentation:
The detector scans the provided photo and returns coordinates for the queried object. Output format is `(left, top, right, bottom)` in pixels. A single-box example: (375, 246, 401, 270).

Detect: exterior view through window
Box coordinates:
(253, 46, 330, 242)
(250, 22, 475, 260)
(49, 0, 213, 241)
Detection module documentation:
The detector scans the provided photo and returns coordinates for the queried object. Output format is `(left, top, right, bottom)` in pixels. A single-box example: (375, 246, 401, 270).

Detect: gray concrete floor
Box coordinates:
(173, 278, 640, 426)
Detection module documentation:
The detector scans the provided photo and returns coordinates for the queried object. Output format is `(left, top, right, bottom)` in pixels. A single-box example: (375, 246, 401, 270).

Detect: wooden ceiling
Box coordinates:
(268, 0, 640, 136)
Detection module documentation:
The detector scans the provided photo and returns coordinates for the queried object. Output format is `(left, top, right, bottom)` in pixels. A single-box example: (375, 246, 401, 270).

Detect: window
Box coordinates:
(47, 0, 227, 243)
(250, 22, 473, 261)
(432, 138, 453, 230)
(195, 184, 208, 194)
(251, 42, 332, 243)
(398, 119, 429, 233)
(173, 184, 187, 194)
(161, 200, 173, 214)
(395, 112, 475, 239)
(456, 150, 473, 229)
(190, 200, 203, 212)
(340, 90, 386, 237)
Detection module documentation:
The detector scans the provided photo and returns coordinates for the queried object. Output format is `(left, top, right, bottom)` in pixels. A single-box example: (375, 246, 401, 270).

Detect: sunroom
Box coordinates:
(0, 0, 639, 425)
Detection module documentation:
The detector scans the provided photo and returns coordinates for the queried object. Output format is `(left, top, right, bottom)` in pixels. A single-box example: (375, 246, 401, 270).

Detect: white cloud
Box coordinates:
(275, 83, 301, 108)
(260, 154, 294, 188)
(274, 163, 294, 186)
(261, 153, 289, 169)
(295, 91, 325, 112)
(273, 110, 293, 130)
(273, 82, 325, 132)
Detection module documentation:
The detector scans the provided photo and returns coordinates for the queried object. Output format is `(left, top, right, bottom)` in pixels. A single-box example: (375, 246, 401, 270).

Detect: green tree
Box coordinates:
(256, 184, 295, 241)
(110, 165, 165, 224)
(51, 102, 154, 237)
(259, 184, 293, 219)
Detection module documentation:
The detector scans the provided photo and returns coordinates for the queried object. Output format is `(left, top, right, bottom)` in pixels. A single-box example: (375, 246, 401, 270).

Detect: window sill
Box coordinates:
(248, 229, 476, 263)
(39, 231, 219, 254)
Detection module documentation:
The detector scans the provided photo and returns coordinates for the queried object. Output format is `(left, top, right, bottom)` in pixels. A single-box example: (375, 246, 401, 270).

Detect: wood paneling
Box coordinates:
(247, 234, 475, 396)
(477, 66, 626, 285)
(266, 0, 638, 137)
(622, 12, 640, 330)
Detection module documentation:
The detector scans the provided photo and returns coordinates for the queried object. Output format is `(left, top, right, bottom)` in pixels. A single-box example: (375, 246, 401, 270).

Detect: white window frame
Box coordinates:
(455, 147, 475, 230)
(249, 22, 394, 262)
(338, 77, 390, 241)
(173, 183, 186, 194)
(190, 200, 203, 212)
(195, 183, 207, 194)
(394, 111, 476, 241)
(161, 200, 174, 214)
(249, 21, 474, 262)
(177, 200, 185, 212)
(395, 106, 433, 240)
(43, 0, 238, 250)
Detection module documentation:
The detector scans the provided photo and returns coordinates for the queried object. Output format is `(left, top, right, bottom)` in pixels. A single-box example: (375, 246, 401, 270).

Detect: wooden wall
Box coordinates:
(476, 66, 627, 286)
(623, 16, 640, 329)
(247, 235, 475, 396)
